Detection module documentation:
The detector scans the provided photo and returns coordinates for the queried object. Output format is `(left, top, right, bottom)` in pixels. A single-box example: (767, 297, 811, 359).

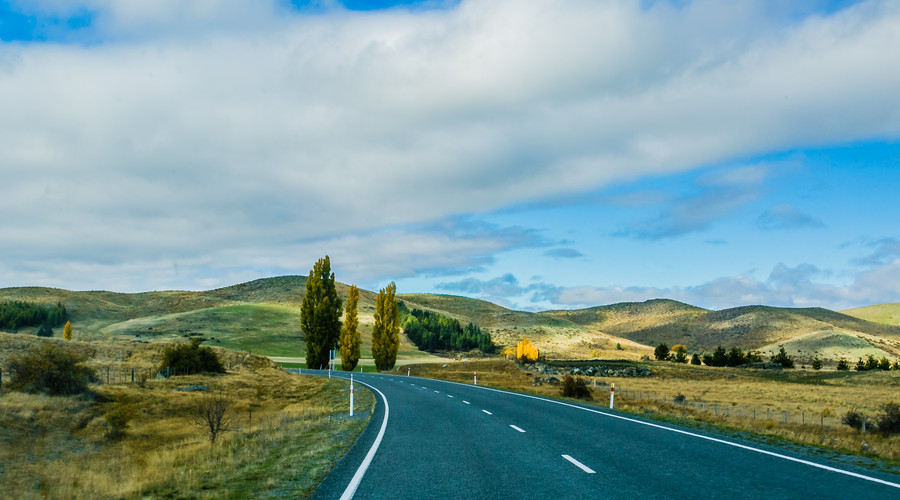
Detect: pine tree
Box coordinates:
(372, 282, 399, 371)
(300, 256, 343, 371)
(63, 321, 72, 340)
(340, 285, 360, 371)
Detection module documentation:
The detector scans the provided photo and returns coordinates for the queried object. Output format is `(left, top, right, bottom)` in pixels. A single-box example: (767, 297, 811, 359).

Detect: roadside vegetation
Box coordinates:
(0, 333, 372, 499)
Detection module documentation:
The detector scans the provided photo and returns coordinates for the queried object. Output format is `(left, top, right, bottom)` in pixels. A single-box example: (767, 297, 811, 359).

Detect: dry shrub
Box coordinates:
(561, 375, 592, 400)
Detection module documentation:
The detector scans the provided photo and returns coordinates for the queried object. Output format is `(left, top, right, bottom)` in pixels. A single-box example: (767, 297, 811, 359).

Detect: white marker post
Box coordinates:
(609, 383, 615, 409)
(350, 374, 354, 417)
(408, 367, 410, 377)
(474, 372, 477, 385)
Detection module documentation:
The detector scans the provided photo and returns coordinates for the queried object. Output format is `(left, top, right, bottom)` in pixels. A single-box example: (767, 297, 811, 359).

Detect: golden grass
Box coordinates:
(0, 333, 373, 499)
(401, 358, 900, 464)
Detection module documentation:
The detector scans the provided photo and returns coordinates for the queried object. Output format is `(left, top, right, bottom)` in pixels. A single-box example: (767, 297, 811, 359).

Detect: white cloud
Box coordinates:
(1, 0, 899, 290)
(526, 260, 900, 311)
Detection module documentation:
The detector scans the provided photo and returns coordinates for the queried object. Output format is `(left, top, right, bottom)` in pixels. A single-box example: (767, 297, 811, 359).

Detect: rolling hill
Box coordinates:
(2, 276, 899, 364)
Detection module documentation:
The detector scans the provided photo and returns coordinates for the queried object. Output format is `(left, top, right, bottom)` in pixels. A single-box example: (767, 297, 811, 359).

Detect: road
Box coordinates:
(308, 371, 900, 499)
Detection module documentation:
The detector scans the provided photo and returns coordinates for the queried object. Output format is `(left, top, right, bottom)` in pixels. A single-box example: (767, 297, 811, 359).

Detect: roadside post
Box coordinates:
(610, 383, 615, 409)
(408, 367, 410, 376)
(474, 372, 477, 385)
(350, 374, 354, 417)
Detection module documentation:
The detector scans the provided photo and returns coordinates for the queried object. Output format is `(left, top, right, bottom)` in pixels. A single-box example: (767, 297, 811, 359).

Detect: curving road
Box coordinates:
(308, 371, 900, 499)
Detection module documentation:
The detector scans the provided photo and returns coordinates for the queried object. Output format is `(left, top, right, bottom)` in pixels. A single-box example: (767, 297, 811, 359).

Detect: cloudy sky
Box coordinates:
(1, 0, 898, 311)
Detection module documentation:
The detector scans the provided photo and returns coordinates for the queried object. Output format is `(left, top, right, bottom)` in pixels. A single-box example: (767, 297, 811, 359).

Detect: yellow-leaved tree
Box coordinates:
(516, 338, 539, 363)
(371, 282, 399, 371)
(63, 321, 73, 340)
(340, 285, 361, 371)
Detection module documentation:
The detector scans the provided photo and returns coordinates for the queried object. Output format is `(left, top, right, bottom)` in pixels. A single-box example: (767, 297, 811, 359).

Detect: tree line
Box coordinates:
(398, 302, 495, 353)
(0, 300, 68, 331)
(654, 343, 793, 368)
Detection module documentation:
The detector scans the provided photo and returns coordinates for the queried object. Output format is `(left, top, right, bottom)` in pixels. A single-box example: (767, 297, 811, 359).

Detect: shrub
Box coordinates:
(104, 404, 136, 440)
(690, 353, 701, 365)
(770, 346, 794, 368)
(877, 357, 891, 371)
(842, 409, 866, 431)
(561, 375, 592, 400)
(836, 359, 849, 371)
(893, 361, 900, 371)
(192, 392, 234, 444)
(811, 356, 823, 370)
(874, 402, 900, 435)
(36, 323, 54, 337)
(159, 339, 225, 376)
(654, 343, 670, 361)
(516, 338, 539, 364)
(7, 342, 95, 395)
(673, 394, 686, 404)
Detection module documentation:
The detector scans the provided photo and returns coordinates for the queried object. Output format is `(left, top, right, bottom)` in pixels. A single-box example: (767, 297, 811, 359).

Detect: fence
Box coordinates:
(608, 385, 854, 430)
(85, 361, 243, 386)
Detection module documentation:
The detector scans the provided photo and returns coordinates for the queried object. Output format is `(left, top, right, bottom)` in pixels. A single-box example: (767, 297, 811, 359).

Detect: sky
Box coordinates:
(1, 0, 899, 312)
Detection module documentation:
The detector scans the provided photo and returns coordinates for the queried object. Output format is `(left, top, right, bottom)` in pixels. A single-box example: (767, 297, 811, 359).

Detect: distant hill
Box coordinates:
(843, 303, 900, 326)
(2, 277, 899, 363)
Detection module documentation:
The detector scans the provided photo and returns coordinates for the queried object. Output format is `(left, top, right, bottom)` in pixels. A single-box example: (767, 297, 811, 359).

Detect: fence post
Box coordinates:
(862, 416, 867, 433)
(783, 411, 787, 424)
(131, 368, 134, 383)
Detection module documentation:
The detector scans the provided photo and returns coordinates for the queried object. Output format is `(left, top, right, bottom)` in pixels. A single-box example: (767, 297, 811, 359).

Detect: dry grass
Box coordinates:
(0, 333, 373, 499)
(401, 358, 900, 464)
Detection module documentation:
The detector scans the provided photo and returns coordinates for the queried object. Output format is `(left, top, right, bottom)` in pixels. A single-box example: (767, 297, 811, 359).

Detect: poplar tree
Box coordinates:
(63, 321, 72, 340)
(371, 282, 399, 371)
(300, 256, 343, 370)
(340, 285, 360, 371)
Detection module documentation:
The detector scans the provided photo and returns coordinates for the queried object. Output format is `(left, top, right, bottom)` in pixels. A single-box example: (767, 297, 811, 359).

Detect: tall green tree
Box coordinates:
(300, 256, 343, 370)
(372, 282, 399, 371)
(340, 285, 361, 371)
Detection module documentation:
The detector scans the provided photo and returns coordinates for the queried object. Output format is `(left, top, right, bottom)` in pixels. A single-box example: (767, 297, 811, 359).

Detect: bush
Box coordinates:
(159, 339, 226, 376)
(842, 409, 866, 431)
(561, 375, 592, 400)
(654, 343, 670, 361)
(770, 346, 794, 369)
(36, 323, 54, 337)
(836, 359, 850, 371)
(874, 402, 900, 435)
(104, 404, 136, 440)
(690, 353, 701, 365)
(7, 342, 96, 395)
(811, 356, 823, 370)
(877, 357, 891, 371)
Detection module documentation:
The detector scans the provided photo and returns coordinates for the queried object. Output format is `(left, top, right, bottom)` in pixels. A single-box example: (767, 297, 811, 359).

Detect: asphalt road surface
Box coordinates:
(307, 370, 900, 499)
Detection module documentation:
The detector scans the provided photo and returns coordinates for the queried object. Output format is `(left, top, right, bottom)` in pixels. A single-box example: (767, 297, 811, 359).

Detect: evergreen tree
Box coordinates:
(372, 282, 399, 371)
(63, 320, 72, 340)
(300, 256, 343, 371)
(340, 285, 361, 371)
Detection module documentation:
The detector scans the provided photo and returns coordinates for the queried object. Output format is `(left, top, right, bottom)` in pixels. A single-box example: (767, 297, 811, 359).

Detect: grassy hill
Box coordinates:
(0, 277, 428, 362)
(3, 276, 899, 364)
(843, 303, 900, 325)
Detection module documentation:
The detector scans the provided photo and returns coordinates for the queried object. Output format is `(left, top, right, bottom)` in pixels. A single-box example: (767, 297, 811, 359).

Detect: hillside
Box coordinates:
(0, 277, 427, 361)
(2, 277, 899, 363)
(843, 303, 900, 325)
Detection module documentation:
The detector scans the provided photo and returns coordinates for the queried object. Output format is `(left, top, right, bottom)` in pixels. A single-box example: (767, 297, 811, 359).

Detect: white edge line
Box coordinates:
(510, 424, 526, 433)
(562, 454, 596, 474)
(339, 379, 389, 500)
(427, 376, 900, 489)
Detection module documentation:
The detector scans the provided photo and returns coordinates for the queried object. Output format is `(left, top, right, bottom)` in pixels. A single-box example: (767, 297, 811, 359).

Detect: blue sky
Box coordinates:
(1, 0, 899, 311)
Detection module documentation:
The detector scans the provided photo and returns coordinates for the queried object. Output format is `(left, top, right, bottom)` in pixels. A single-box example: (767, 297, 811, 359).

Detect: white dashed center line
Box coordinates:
(462, 401, 470, 405)
(562, 455, 595, 474)
(447, 395, 454, 398)
(434, 390, 440, 393)
(482, 410, 493, 415)
(509, 425, 526, 433)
